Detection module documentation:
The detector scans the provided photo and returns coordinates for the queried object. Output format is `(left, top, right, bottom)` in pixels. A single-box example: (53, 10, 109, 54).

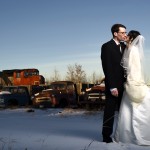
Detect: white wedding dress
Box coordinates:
(114, 35, 150, 145)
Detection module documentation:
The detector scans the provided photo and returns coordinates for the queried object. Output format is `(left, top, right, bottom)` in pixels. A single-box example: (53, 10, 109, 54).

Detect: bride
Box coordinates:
(114, 30, 150, 145)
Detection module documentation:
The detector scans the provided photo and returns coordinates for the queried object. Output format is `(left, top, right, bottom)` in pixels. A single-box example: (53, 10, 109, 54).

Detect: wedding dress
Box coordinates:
(114, 35, 150, 145)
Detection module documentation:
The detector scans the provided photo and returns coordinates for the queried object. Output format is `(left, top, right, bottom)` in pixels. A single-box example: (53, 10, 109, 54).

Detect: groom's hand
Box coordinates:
(110, 88, 118, 97)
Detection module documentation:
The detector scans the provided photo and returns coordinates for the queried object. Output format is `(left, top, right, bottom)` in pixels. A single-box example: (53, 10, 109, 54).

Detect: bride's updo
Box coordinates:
(128, 30, 141, 43)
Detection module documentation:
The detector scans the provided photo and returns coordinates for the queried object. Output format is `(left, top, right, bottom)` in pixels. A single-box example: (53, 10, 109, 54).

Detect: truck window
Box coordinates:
(67, 84, 74, 90)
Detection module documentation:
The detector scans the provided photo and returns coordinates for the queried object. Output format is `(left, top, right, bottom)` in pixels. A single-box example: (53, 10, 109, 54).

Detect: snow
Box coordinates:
(0, 108, 149, 150)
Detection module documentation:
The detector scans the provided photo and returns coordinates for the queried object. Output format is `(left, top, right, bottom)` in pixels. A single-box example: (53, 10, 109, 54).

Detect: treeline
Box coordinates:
(45, 63, 104, 84)
(45, 63, 150, 85)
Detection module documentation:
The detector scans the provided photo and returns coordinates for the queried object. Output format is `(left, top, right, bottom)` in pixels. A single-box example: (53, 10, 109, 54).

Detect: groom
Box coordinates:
(101, 24, 127, 143)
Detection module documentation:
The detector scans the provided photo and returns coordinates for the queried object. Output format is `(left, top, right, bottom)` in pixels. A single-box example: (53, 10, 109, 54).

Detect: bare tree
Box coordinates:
(91, 72, 96, 84)
(66, 63, 86, 83)
(66, 64, 75, 81)
(49, 69, 61, 82)
(87, 71, 104, 84)
(45, 78, 50, 85)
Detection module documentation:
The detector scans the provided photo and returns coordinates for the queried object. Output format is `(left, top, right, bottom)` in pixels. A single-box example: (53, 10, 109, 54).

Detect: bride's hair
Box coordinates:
(128, 30, 141, 43)
(121, 30, 145, 79)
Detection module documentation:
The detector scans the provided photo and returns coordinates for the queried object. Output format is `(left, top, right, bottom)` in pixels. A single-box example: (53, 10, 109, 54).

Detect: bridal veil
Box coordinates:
(121, 35, 149, 104)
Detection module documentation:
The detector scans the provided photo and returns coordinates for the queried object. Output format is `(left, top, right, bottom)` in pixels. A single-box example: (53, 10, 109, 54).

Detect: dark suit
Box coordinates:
(101, 39, 126, 142)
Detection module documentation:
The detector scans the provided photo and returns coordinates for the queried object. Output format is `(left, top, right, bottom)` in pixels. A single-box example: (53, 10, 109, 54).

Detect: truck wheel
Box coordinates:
(8, 99, 18, 108)
(86, 103, 90, 110)
(60, 99, 68, 108)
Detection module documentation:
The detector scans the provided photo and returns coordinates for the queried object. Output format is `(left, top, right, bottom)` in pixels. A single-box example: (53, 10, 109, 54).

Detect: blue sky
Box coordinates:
(0, 0, 150, 80)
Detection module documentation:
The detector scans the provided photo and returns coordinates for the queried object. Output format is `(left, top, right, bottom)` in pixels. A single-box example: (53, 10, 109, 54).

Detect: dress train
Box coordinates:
(114, 89, 150, 145)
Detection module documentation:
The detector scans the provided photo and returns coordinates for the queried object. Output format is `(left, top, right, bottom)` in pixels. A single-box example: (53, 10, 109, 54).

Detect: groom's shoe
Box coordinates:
(103, 137, 113, 143)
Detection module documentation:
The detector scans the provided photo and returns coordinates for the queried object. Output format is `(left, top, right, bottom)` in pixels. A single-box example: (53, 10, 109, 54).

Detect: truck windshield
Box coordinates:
(51, 84, 66, 90)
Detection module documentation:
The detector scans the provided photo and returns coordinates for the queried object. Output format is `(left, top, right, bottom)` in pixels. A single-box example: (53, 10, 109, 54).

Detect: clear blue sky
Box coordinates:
(0, 0, 150, 80)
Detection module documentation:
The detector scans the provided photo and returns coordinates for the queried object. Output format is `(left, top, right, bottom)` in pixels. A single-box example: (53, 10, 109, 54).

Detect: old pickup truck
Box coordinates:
(32, 81, 78, 108)
(0, 86, 30, 108)
(78, 81, 105, 109)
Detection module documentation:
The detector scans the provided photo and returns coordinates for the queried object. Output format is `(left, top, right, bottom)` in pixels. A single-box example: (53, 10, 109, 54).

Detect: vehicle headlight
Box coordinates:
(52, 94, 56, 98)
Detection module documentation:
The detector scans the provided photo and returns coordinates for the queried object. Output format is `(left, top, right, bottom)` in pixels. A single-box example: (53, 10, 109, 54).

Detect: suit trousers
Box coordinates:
(102, 91, 123, 141)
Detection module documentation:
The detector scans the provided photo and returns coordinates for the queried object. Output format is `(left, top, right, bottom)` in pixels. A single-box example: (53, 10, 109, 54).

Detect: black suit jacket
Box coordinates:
(101, 39, 125, 93)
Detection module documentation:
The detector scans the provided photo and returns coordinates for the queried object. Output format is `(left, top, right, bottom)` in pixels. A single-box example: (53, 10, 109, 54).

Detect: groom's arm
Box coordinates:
(101, 44, 118, 93)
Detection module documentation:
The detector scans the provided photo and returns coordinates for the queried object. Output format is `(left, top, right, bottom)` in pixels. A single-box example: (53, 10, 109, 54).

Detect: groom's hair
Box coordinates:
(128, 30, 141, 42)
(111, 24, 126, 36)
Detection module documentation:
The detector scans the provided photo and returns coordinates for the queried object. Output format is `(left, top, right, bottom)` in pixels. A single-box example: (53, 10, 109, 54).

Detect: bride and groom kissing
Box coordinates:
(101, 23, 150, 145)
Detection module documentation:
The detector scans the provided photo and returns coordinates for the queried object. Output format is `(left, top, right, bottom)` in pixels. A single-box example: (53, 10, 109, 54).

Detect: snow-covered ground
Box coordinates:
(0, 108, 149, 150)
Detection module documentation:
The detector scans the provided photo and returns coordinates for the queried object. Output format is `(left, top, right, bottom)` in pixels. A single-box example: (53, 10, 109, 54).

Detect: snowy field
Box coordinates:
(0, 108, 150, 150)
